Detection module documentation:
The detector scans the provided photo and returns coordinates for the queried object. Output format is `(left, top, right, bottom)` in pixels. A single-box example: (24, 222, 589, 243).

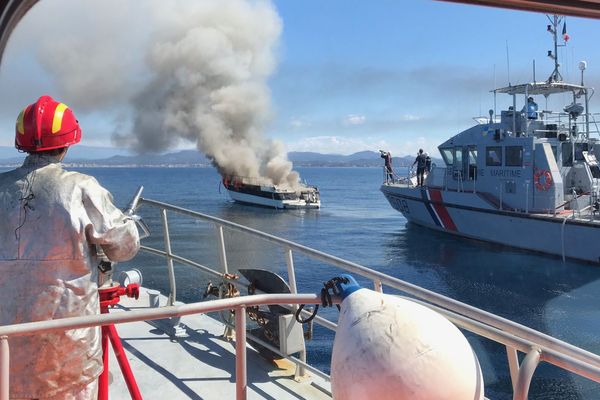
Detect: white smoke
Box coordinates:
(32, 0, 300, 188)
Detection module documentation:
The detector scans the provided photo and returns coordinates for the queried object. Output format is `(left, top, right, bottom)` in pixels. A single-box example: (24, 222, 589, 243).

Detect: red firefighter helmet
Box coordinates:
(15, 95, 81, 152)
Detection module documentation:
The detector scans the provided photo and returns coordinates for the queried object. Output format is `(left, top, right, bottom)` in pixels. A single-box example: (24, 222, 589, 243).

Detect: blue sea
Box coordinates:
(5, 165, 600, 399)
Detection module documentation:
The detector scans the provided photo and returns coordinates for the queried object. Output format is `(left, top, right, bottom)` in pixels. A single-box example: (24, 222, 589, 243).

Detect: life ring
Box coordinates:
(534, 169, 553, 191)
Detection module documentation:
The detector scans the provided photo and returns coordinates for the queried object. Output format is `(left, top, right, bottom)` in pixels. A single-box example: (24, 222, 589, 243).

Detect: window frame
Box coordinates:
(486, 146, 503, 166)
(505, 146, 523, 167)
(440, 148, 454, 166)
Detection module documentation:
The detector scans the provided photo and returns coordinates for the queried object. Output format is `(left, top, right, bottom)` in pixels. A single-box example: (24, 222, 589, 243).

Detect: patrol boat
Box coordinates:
(222, 174, 321, 209)
(381, 15, 600, 264)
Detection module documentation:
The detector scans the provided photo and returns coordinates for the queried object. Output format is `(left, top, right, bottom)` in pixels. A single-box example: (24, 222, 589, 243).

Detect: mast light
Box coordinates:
(579, 61, 587, 86)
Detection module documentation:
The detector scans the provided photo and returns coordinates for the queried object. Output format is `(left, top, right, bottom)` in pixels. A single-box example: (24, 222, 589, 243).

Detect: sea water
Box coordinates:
(5, 165, 600, 399)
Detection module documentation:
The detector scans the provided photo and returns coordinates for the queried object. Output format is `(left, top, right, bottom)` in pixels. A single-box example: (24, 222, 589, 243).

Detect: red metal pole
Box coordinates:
(98, 325, 110, 400)
(106, 324, 143, 400)
(98, 284, 142, 400)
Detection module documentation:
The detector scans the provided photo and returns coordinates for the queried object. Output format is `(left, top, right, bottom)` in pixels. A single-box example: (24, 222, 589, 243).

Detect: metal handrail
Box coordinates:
(0, 294, 323, 400)
(5, 199, 599, 399)
(139, 198, 600, 363)
(136, 197, 600, 399)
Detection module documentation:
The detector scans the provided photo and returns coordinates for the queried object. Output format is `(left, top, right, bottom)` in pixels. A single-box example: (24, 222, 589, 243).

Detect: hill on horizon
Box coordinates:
(0, 146, 440, 168)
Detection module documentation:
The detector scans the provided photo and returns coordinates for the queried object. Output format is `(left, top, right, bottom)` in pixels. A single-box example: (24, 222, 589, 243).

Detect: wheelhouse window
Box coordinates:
(468, 146, 477, 180)
(486, 146, 502, 166)
(440, 148, 454, 166)
(505, 146, 523, 167)
(454, 147, 463, 166)
(468, 147, 477, 165)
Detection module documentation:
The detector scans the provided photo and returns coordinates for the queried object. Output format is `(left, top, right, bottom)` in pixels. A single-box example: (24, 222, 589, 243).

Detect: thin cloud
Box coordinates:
(343, 114, 366, 126)
(288, 135, 386, 155)
(286, 135, 437, 157)
(400, 114, 421, 122)
(289, 117, 310, 129)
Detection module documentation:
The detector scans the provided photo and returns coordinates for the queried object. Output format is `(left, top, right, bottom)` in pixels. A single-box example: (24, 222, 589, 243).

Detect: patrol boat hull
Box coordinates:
(381, 184, 600, 264)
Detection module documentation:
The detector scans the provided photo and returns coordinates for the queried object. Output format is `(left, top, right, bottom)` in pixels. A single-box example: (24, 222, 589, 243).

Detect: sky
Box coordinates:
(0, 0, 599, 157)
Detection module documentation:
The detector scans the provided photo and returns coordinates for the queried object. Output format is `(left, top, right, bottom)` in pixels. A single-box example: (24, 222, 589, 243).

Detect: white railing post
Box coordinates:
(235, 306, 247, 400)
(0, 336, 8, 400)
(217, 225, 229, 274)
(506, 346, 519, 392)
(161, 209, 177, 306)
(285, 248, 307, 377)
(513, 348, 541, 400)
(373, 279, 383, 293)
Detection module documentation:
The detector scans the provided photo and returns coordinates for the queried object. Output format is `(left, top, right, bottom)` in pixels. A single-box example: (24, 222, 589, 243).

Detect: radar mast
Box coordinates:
(546, 14, 567, 83)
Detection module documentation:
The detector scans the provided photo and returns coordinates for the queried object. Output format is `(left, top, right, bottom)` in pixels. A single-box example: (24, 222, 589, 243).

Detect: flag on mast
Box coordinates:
(562, 21, 570, 42)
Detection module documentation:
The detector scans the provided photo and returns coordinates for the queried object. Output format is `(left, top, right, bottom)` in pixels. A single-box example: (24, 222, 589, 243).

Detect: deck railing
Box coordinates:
(0, 294, 324, 400)
(137, 198, 600, 399)
(2, 198, 600, 400)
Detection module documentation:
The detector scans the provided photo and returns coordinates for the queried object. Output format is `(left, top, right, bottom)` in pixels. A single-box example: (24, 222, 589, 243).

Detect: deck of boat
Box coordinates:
(108, 288, 332, 399)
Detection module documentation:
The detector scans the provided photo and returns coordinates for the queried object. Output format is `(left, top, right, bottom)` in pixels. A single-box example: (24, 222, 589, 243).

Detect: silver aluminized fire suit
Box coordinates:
(0, 154, 140, 398)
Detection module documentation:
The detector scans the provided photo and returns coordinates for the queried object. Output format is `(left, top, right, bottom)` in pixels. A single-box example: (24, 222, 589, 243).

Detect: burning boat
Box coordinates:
(222, 175, 320, 209)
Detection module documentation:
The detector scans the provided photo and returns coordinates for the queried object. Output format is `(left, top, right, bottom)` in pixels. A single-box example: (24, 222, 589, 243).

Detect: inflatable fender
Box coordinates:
(330, 275, 484, 400)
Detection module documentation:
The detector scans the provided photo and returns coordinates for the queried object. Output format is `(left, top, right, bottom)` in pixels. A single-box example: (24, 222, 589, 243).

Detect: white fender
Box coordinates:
(331, 276, 484, 400)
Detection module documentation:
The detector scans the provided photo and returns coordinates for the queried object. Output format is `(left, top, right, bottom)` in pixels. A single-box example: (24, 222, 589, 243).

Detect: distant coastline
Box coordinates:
(0, 149, 440, 169)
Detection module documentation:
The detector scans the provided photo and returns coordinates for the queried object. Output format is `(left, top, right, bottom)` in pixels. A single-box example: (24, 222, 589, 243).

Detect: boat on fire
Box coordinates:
(381, 15, 600, 264)
(222, 174, 320, 209)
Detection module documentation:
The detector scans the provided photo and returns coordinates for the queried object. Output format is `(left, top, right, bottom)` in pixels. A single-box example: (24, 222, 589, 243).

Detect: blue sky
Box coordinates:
(1, 0, 599, 156)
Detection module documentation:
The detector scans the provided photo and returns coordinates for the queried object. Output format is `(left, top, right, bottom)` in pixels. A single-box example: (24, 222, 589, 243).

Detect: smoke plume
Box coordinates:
(34, 0, 300, 188)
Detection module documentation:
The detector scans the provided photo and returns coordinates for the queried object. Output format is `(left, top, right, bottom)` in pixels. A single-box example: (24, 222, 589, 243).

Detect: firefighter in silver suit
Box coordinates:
(0, 95, 140, 399)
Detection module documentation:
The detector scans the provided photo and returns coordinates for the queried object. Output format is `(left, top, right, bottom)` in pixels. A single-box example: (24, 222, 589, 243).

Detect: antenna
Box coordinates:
(546, 14, 564, 82)
(493, 64, 497, 120)
(506, 41, 511, 86)
(533, 59, 536, 82)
